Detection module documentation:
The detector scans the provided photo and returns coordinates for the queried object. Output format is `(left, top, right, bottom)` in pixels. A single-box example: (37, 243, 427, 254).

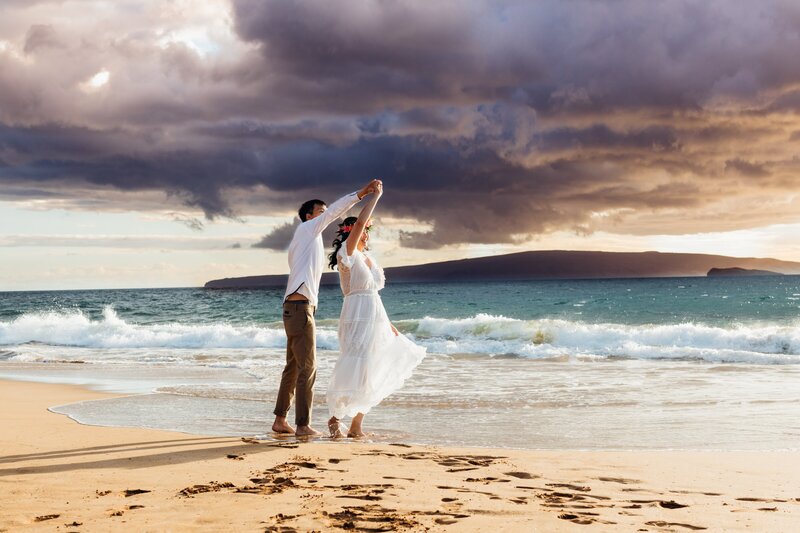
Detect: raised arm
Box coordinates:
(346, 181, 383, 256)
(305, 179, 381, 236)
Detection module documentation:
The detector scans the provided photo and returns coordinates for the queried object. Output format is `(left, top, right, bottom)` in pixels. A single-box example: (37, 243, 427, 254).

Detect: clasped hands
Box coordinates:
(358, 179, 383, 199)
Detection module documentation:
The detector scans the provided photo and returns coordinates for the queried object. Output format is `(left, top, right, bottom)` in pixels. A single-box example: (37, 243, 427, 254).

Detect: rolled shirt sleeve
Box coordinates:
(304, 191, 360, 236)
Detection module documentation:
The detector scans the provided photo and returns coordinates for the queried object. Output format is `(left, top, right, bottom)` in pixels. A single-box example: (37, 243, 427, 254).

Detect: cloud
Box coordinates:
(1, 0, 800, 249)
(0, 234, 241, 250)
(170, 212, 205, 231)
(725, 159, 770, 178)
(232, 0, 800, 113)
(23, 24, 62, 54)
(252, 220, 298, 250)
(252, 217, 345, 251)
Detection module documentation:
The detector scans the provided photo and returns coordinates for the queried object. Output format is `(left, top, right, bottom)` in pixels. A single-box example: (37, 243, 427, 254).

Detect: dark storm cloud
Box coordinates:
(244, 134, 699, 248)
(356, 107, 468, 136)
(252, 220, 298, 250)
(0, 123, 129, 158)
(252, 218, 341, 251)
(0, 146, 263, 218)
(2, 0, 800, 248)
(231, 0, 800, 113)
(232, 0, 507, 109)
(193, 118, 357, 144)
(538, 125, 681, 153)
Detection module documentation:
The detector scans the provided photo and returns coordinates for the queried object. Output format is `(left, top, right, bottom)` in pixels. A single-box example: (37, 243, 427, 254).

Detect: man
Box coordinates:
(272, 179, 381, 436)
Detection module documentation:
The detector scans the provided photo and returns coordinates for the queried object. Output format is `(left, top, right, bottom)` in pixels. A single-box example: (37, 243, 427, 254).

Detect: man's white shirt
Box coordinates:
(283, 191, 360, 307)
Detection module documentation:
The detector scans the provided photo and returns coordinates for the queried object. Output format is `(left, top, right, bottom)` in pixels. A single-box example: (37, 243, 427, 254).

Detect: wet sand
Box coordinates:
(1, 379, 799, 532)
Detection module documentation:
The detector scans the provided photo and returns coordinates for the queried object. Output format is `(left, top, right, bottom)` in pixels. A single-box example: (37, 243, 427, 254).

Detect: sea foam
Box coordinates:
(2, 308, 799, 364)
(0, 306, 338, 350)
(407, 314, 800, 364)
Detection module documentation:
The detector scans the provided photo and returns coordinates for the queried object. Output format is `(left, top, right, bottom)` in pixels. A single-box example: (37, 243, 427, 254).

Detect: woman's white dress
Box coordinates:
(326, 247, 426, 419)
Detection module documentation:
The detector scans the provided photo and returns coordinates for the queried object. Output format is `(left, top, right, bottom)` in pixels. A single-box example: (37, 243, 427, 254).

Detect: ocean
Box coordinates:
(2, 277, 800, 451)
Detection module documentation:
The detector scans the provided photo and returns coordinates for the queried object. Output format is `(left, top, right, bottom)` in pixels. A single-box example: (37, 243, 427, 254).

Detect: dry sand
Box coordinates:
(1, 379, 799, 532)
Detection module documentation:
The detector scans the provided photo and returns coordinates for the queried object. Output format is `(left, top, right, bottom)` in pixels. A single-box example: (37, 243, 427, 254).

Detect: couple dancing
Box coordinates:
(271, 179, 426, 438)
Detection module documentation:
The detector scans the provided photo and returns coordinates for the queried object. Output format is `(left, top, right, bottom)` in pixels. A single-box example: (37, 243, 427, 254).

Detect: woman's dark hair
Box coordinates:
(328, 216, 358, 269)
(298, 199, 326, 222)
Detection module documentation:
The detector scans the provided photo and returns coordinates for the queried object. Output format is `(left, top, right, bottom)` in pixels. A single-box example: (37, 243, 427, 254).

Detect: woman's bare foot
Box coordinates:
(295, 425, 322, 437)
(328, 417, 344, 438)
(272, 416, 295, 434)
(348, 413, 365, 438)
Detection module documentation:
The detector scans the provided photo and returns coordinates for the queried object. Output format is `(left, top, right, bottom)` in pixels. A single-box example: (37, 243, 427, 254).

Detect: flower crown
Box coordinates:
(339, 221, 372, 234)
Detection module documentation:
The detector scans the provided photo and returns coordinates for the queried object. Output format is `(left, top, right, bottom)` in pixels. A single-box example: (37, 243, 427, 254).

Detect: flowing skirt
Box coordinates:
(326, 292, 426, 419)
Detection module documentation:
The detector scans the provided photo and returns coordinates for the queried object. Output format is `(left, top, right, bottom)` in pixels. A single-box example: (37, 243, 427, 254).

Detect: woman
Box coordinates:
(326, 182, 426, 438)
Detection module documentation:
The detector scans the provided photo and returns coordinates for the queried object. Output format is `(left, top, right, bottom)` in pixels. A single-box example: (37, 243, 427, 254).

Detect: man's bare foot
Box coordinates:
(328, 417, 343, 439)
(272, 416, 295, 434)
(347, 430, 365, 438)
(295, 425, 322, 437)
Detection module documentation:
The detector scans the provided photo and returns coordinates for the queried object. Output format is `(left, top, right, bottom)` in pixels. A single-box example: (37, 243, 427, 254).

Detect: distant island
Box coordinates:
(707, 267, 784, 277)
(204, 250, 800, 289)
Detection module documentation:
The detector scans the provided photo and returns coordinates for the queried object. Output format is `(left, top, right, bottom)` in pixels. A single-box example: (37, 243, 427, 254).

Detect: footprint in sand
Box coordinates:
(644, 520, 707, 530)
(263, 513, 299, 533)
(659, 500, 689, 509)
(627, 499, 688, 509)
(558, 513, 594, 525)
(264, 526, 298, 533)
(504, 471, 539, 479)
(384, 475, 415, 481)
(123, 489, 151, 497)
(324, 504, 420, 530)
(178, 481, 235, 497)
(328, 483, 395, 502)
(415, 510, 471, 524)
(33, 514, 60, 522)
(596, 476, 641, 484)
(289, 460, 319, 469)
(547, 482, 591, 492)
(736, 497, 788, 502)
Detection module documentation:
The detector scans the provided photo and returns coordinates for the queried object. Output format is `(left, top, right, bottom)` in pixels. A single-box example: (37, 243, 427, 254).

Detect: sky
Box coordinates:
(2, 0, 800, 290)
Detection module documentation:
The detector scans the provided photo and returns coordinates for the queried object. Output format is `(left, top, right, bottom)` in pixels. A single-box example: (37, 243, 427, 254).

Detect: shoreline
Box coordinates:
(2, 379, 800, 531)
(3, 368, 800, 454)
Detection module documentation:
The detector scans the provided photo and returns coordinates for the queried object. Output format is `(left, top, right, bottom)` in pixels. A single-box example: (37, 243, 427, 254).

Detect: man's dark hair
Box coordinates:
(298, 199, 326, 222)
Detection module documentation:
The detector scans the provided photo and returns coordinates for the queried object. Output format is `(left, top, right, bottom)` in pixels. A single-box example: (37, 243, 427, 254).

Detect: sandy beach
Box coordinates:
(1, 379, 799, 532)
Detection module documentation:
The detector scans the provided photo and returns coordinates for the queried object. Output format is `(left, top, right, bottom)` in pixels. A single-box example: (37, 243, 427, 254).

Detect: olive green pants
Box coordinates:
(273, 301, 316, 426)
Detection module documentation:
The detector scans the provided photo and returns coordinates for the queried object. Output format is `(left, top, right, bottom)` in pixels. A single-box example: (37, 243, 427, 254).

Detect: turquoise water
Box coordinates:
(3, 276, 800, 327)
(2, 277, 800, 450)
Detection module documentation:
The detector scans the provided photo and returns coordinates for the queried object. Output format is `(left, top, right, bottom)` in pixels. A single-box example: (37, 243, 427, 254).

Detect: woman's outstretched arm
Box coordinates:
(346, 180, 383, 256)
